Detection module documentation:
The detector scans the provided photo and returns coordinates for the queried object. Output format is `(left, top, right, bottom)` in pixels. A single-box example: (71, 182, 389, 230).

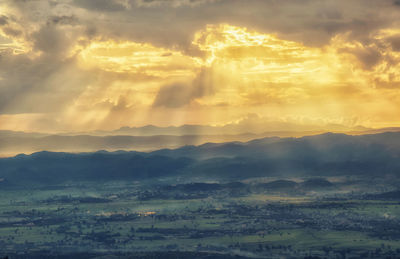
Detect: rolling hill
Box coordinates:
(0, 132, 399, 185)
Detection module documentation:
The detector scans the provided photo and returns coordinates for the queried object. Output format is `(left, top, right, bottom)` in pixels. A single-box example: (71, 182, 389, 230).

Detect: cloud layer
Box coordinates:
(0, 0, 400, 132)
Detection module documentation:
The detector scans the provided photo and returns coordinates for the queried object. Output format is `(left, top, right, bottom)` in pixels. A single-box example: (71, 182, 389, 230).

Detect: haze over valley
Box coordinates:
(1, 0, 400, 258)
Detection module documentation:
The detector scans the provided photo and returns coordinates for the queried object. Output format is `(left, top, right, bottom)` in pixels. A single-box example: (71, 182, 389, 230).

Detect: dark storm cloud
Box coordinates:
(62, 0, 399, 51)
(7, 0, 400, 51)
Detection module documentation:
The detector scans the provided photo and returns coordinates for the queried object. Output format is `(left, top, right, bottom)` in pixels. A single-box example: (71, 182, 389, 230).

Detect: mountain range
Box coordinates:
(1, 124, 399, 157)
(1, 132, 399, 186)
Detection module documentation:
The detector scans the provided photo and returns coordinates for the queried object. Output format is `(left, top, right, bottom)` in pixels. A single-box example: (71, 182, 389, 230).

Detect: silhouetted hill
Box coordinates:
(258, 180, 299, 189)
(0, 151, 193, 185)
(0, 132, 302, 157)
(110, 123, 360, 136)
(365, 190, 400, 200)
(3, 124, 395, 157)
(1, 132, 400, 185)
(300, 178, 334, 189)
(162, 183, 223, 192)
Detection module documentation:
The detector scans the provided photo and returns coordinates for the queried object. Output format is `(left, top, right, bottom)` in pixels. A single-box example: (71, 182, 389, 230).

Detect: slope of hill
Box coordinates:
(2, 124, 396, 157)
(0, 132, 399, 185)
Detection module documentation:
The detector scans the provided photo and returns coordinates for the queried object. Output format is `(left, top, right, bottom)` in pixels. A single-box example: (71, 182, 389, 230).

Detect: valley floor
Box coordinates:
(1, 180, 400, 259)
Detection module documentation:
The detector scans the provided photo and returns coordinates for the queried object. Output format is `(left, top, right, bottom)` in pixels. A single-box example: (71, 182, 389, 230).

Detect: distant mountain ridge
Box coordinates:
(0, 131, 311, 157)
(104, 123, 373, 136)
(1, 124, 399, 157)
(1, 132, 400, 185)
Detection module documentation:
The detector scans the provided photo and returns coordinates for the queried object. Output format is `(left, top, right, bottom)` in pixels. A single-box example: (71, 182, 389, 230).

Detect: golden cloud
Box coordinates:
(1, 22, 400, 132)
(77, 40, 202, 78)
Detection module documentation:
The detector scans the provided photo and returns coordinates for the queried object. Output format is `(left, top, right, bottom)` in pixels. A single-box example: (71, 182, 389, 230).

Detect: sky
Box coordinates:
(0, 0, 400, 133)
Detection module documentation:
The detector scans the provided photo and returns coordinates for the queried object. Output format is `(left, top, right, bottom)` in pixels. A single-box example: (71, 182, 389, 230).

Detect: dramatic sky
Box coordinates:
(1, 0, 400, 132)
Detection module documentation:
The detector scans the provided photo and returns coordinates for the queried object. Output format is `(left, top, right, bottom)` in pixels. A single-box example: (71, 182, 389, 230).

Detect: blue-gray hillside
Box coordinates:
(0, 132, 399, 185)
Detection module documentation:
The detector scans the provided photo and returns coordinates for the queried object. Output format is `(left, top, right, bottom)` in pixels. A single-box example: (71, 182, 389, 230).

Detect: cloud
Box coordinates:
(153, 68, 214, 108)
(47, 15, 79, 26)
(387, 36, 400, 51)
(0, 53, 93, 114)
(73, 0, 130, 12)
(76, 39, 200, 76)
(0, 15, 8, 26)
(2, 27, 22, 37)
(1, 0, 400, 132)
(133, 0, 219, 7)
(32, 24, 70, 55)
(351, 46, 382, 70)
(153, 83, 195, 108)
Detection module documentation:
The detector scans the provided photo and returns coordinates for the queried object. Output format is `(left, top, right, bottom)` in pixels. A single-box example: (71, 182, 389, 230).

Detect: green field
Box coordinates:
(0, 181, 400, 258)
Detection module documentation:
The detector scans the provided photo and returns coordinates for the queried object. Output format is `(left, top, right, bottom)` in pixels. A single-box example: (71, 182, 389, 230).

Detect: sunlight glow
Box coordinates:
(78, 40, 202, 77)
(2, 22, 400, 132)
